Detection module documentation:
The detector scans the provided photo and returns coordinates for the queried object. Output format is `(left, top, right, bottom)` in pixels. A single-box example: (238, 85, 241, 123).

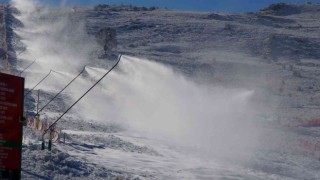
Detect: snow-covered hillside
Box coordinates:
(2, 0, 320, 179)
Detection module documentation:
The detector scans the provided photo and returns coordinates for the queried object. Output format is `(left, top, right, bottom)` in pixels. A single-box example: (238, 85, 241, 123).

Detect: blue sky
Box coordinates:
(1, 0, 319, 12)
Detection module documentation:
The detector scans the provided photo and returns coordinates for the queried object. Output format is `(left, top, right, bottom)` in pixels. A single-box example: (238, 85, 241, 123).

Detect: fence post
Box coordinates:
(48, 139, 52, 151)
(41, 140, 45, 150)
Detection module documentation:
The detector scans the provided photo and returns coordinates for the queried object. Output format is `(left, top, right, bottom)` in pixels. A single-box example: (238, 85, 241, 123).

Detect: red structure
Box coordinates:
(0, 72, 24, 179)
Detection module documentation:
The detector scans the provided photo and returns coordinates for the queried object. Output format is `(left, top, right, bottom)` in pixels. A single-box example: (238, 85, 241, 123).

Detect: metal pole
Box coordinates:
(42, 55, 122, 140)
(34, 65, 87, 117)
(19, 59, 36, 76)
(24, 70, 53, 97)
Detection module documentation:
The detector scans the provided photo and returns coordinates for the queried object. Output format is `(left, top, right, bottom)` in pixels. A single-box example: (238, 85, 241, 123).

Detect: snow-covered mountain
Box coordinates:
(1, 1, 320, 179)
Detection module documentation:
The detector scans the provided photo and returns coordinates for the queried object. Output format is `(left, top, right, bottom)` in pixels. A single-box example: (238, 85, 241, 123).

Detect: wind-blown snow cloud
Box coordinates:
(81, 56, 262, 161)
(11, 0, 98, 89)
(12, 0, 265, 162)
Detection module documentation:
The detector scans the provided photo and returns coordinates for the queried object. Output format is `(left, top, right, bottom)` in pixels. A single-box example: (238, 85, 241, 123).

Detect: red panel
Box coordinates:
(0, 72, 24, 179)
(0, 148, 21, 170)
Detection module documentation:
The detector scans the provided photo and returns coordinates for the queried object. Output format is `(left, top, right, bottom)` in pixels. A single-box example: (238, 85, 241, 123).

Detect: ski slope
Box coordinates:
(3, 0, 320, 179)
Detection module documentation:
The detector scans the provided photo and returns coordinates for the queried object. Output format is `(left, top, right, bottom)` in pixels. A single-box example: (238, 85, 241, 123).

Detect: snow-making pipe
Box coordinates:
(18, 49, 27, 56)
(19, 59, 36, 76)
(24, 69, 54, 97)
(42, 55, 122, 141)
(50, 69, 64, 75)
(34, 65, 87, 117)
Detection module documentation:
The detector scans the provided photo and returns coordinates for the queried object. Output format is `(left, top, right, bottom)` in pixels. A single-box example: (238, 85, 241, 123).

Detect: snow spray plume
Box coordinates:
(10, 0, 39, 15)
(11, 0, 98, 89)
(42, 55, 121, 140)
(12, 0, 269, 163)
(34, 65, 87, 117)
(78, 55, 263, 162)
(11, 0, 102, 119)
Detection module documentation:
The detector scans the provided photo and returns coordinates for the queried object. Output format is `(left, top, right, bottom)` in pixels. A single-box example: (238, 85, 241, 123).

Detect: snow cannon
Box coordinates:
(41, 54, 122, 151)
